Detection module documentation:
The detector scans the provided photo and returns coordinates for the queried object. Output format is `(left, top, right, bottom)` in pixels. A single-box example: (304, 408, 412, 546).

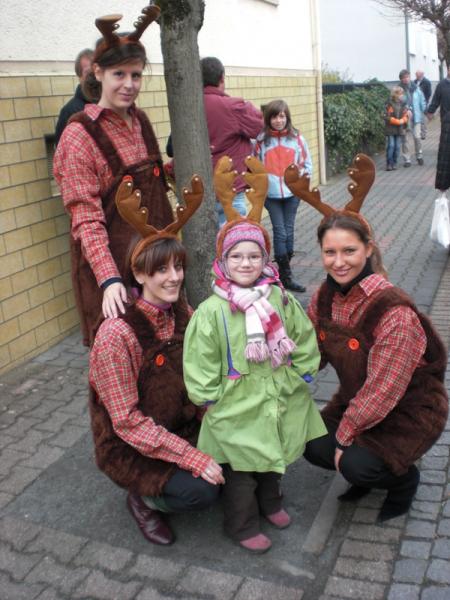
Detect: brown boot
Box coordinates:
(127, 492, 175, 545)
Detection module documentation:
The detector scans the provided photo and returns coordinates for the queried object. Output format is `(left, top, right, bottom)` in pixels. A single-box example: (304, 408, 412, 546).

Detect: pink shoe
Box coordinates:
(239, 533, 272, 553)
(265, 508, 291, 529)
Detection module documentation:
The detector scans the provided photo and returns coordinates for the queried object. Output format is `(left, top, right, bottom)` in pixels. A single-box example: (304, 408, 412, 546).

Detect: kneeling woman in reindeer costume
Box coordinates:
(183, 157, 326, 553)
(89, 176, 223, 546)
(284, 155, 448, 522)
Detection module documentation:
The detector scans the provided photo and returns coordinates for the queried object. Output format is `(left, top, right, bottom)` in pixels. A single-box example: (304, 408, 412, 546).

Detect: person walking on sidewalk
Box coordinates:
(284, 154, 448, 523)
(53, 4, 173, 346)
(426, 64, 450, 193)
(183, 157, 326, 553)
(399, 69, 426, 167)
(384, 86, 408, 171)
(414, 70, 432, 140)
(89, 175, 223, 546)
(253, 99, 312, 292)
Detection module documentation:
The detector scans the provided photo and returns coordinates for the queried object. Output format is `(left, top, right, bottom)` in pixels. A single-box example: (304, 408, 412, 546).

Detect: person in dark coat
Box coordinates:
(414, 70, 432, 140)
(415, 70, 432, 104)
(284, 155, 448, 523)
(54, 49, 94, 146)
(427, 65, 450, 192)
(433, 112, 450, 192)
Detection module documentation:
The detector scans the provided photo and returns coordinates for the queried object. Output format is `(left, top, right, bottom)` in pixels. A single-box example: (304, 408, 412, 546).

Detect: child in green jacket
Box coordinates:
(183, 157, 326, 553)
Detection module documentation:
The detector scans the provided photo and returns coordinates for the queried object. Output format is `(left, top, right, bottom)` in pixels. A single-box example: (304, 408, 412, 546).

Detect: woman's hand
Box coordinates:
(200, 458, 225, 485)
(334, 448, 343, 472)
(102, 282, 127, 318)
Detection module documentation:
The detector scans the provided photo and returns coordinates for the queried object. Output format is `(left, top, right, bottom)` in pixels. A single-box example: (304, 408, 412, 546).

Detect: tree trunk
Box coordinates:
(158, 0, 216, 307)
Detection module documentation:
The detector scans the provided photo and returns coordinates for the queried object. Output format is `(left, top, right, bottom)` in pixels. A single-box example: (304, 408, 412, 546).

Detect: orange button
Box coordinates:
(153, 165, 160, 177)
(348, 338, 360, 351)
(155, 354, 165, 366)
(122, 175, 133, 183)
(319, 330, 326, 341)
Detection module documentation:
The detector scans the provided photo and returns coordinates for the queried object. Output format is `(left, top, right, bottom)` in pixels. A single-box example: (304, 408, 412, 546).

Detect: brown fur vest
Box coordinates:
(68, 109, 173, 346)
(89, 298, 200, 496)
(317, 283, 448, 475)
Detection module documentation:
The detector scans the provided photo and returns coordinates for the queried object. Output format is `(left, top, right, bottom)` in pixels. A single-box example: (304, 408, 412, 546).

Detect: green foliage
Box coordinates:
(321, 63, 353, 84)
(323, 84, 389, 174)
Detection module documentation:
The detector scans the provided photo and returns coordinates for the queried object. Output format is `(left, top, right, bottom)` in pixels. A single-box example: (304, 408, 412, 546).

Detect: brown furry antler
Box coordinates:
(115, 177, 158, 238)
(284, 164, 334, 218)
(213, 156, 241, 222)
(95, 14, 123, 48)
(243, 156, 268, 223)
(344, 154, 376, 214)
(165, 176, 204, 235)
(128, 5, 160, 41)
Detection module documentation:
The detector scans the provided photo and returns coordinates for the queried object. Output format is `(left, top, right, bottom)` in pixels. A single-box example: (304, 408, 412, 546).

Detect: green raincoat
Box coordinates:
(183, 286, 327, 473)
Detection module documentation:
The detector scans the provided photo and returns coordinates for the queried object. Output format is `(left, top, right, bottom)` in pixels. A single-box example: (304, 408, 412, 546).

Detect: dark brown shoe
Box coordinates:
(127, 492, 175, 545)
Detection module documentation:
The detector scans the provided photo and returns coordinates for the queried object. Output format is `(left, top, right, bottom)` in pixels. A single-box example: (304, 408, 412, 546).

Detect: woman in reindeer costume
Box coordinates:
(89, 175, 223, 546)
(284, 155, 448, 522)
(54, 4, 173, 345)
(183, 156, 326, 553)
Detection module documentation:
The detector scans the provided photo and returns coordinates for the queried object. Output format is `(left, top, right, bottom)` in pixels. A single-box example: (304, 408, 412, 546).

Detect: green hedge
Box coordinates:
(323, 84, 390, 174)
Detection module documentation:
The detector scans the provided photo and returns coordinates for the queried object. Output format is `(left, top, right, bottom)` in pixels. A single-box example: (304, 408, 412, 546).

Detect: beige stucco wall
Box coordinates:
(0, 69, 319, 374)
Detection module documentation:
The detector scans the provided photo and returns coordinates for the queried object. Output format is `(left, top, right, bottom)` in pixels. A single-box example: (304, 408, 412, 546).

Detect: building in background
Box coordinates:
(319, 0, 439, 83)
(0, 0, 324, 373)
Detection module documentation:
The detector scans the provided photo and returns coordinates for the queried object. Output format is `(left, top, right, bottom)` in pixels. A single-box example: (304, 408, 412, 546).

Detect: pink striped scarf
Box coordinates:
(212, 260, 295, 368)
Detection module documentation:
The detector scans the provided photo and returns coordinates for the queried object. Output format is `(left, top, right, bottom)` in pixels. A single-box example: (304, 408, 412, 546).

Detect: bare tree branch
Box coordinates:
(373, 0, 450, 66)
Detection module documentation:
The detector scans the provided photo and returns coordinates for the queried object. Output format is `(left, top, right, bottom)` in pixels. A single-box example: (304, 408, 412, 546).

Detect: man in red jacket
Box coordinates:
(201, 57, 263, 225)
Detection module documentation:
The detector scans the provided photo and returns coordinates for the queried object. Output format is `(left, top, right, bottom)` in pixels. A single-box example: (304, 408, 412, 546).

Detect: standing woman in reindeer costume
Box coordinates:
(183, 157, 326, 553)
(284, 155, 448, 522)
(54, 4, 173, 345)
(89, 175, 223, 546)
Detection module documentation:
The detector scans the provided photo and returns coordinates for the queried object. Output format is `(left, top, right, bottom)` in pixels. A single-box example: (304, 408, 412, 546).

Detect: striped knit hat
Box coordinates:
(217, 220, 271, 261)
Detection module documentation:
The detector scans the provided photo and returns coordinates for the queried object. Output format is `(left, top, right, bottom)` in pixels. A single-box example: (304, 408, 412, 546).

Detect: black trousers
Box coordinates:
(304, 432, 419, 497)
(159, 468, 220, 513)
(222, 465, 283, 541)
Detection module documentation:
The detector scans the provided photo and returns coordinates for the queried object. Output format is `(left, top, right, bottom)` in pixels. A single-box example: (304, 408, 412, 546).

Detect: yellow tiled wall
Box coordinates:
(0, 71, 319, 374)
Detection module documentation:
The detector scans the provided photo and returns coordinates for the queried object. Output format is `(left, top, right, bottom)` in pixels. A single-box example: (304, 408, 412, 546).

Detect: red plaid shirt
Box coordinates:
(89, 298, 210, 476)
(308, 275, 427, 447)
(53, 104, 149, 286)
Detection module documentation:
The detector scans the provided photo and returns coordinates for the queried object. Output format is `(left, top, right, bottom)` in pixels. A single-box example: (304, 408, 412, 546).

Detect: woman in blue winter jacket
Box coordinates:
(254, 99, 312, 292)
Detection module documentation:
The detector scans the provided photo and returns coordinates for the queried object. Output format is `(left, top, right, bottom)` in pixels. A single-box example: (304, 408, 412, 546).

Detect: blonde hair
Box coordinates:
(391, 86, 404, 101)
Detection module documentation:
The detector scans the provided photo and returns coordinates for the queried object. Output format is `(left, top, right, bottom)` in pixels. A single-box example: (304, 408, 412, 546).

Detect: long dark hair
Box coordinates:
(317, 213, 387, 278)
(262, 99, 298, 144)
(83, 38, 147, 102)
(124, 236, 187, 297)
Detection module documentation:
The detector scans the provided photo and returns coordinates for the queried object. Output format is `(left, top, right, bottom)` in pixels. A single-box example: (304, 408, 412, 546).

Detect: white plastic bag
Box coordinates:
(430, 192, 450, 249)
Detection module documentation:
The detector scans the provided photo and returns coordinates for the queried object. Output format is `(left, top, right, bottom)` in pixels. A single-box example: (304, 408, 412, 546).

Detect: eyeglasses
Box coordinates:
(226, 253, 263, 264)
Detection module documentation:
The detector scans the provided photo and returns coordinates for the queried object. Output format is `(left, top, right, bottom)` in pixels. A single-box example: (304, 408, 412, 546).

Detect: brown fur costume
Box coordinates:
(68, 109, 173, 346)
(317, 283, 448, 475)
(89, 297, 200, 496)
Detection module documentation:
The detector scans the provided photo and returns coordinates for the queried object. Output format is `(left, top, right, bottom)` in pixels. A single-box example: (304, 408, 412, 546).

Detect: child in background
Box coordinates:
(254, 99, 313, 292)
(183, 157, 326, 553)
(384, 86, 408, 171)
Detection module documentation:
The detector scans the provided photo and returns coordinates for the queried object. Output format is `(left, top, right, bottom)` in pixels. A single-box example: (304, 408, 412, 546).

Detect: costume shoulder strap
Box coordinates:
(173, 294, 191, 335)
(68, 112, 124, 173)
(316, 281, 334, 321)
(120, 304, 157, 350)
(357, 286, 414, 340)
(135, 109, 162, 162)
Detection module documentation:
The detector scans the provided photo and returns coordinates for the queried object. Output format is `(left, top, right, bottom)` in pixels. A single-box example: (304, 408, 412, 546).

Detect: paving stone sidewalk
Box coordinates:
(0, 120, 449, 599)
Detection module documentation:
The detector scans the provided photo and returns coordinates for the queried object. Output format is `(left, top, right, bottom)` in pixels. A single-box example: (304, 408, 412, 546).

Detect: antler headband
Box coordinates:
(284, 153, 375, 232)
(115, 174, 204, 267)
(214, 155, 271, 256)
(93, 3, 160, 62)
